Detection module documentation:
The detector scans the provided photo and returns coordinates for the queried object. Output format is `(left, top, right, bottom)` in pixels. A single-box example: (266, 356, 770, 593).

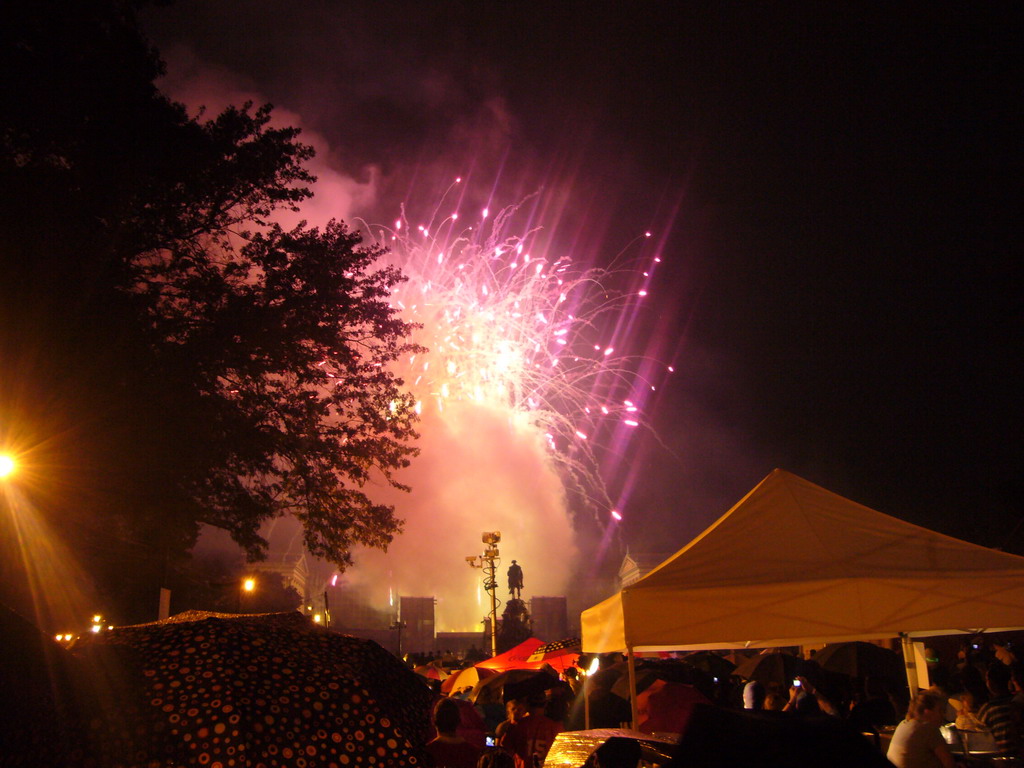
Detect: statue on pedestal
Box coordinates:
(507, 560, 524, 599)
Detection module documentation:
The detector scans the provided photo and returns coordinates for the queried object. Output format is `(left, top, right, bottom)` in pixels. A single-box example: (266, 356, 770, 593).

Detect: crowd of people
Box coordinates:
(421, 670, 574, 768)
(416, 636, 1024, 768)
(740, 640, 1024, 767)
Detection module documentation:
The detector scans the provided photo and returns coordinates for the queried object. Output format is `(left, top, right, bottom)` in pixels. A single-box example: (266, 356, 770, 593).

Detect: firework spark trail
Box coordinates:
(379, 193, 661, 501)
(348, 181, 669, 631)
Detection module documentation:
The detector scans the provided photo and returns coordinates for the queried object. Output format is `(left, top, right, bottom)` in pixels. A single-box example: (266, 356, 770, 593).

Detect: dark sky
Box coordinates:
(143, 2, 1021, 557)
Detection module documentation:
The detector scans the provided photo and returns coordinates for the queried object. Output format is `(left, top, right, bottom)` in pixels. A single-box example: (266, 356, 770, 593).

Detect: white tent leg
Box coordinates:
(627, 646, 638, 729)
(584, 674, 591, 730)
(901, 633, 920, 696)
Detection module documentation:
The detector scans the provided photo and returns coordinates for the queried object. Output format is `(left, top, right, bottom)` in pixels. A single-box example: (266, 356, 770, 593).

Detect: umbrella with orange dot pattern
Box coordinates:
(68, 610, 433, 767)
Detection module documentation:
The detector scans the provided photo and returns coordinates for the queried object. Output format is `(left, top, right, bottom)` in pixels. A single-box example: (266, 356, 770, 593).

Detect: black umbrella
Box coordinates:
(68, 610, 434, 767)
(469, 666, 558, 704)
(733, 651, 802, 687)
(680, 651, 737, 680)
(609, 666, 663, 700)
(609, 659, 715, 700)
(588, 662, 626, 692)
(814, 642, 903, 682)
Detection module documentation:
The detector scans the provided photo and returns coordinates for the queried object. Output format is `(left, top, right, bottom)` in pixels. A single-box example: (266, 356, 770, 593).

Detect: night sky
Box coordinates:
(143, 2, 1021, 560)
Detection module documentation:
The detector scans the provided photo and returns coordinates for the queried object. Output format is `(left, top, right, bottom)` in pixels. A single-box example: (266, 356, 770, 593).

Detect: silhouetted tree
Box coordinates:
(0, 0, 419, 624)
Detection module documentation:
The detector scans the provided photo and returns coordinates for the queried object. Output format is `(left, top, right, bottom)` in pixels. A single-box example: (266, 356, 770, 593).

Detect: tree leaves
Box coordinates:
(138, 218, 423, 564)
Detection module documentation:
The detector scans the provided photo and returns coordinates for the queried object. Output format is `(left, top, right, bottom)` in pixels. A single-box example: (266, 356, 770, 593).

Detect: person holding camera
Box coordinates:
(783, 675, 840, 716)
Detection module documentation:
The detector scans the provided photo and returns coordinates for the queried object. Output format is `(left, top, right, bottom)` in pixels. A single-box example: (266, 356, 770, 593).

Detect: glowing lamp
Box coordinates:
(0, 453, 15, 479)
(242, 578, 256, 592)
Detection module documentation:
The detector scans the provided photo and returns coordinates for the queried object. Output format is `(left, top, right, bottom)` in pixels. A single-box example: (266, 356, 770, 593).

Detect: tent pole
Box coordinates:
(627, 646, 638, 729)
(584, 672, 591, 730)
(900, 633, 920, 697)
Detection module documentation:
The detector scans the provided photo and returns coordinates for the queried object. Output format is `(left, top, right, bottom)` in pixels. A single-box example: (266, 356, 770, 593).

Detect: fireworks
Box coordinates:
(368, 181, 667, 522)
(341, 180, 672, 629)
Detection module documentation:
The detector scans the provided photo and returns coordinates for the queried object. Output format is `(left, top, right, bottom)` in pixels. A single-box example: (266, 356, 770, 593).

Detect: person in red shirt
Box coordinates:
(425, 698, 483, 768)
(497, 692, 563, 768)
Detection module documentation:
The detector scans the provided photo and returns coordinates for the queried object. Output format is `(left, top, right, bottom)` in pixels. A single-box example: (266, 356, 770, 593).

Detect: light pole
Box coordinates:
(390, 619, 406, 658)
(467, 531, 501, 657)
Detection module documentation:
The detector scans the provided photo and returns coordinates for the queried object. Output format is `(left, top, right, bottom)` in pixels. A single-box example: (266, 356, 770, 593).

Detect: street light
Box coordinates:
(239, 577, 256, 612)
(390, 619, 406, 659)
(467, 531, 501, 657)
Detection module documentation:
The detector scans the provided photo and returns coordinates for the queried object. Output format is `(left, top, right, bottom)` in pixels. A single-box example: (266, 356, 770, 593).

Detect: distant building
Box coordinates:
(322, 583, 400, 653)
(530, 596, 569, 641)
(618, 551, 672, 589)
(400, 596, 436, 655)
(329, 584, 391, 631)
(251, 551, 309, 601)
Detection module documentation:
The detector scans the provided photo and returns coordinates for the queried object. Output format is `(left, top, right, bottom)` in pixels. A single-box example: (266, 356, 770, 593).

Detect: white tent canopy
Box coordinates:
(583, 469, 1024, 654)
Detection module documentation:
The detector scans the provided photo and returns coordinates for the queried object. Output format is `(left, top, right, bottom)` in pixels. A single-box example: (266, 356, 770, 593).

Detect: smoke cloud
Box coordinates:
(350, 403, 576, 631)
(157, 43, 380, 228)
